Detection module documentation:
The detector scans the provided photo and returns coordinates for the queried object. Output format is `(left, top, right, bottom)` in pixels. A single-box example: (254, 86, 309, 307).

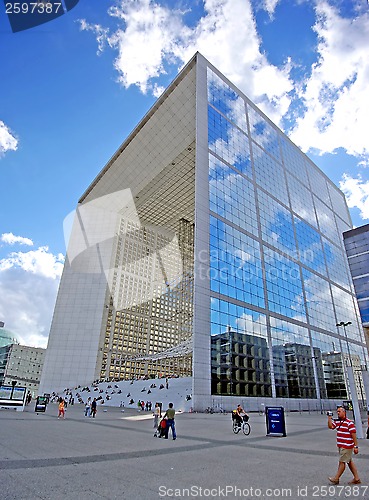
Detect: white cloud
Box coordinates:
(78, 19, 109, 54)
(106, 0, 188, 94)
(289, 1, 369, 161)
(1, 233, 33, 246)
(0, 247, 64, 279)
(263, 0, 280, 19)
(81, 0, 293, 121)
(0, 247, 64, 348)
(339, 173, 369, 220)
(0, 120, 18, 156)
(181, 0, 293, 122)
(81, 0, 369, 175)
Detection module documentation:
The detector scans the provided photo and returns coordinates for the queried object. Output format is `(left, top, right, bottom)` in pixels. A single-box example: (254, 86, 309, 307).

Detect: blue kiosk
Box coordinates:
(266, 406, 287, 437)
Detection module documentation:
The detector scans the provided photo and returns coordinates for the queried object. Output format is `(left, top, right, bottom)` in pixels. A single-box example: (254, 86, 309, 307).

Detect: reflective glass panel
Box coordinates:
(258, 190, 296, 257)
(294, 217, 327, 273)
(210, 298, 271, 396)
(270, 318, 317, 398)
(308, 165, 331, 207)
(247, 104, 281, 161)
(311, 331, 347, 399)
(346, 252, 369, 277)
(314, 197, 341, 247)
(344, 232, 369, 258)
(207, 68, 247, 132)
(354, 276, 369, 300)
(287, 173, 318, 227)
(208, 105, 252, 177)
(331, 286, 362, 342)
(209, 216, 265, 307)
(322, 237, 351, 288)
(328, 183, 351, 224)
(264, 247, 306, 319)
(253, 142, 288, 204)
(280, 136, 308, 184)
(302, 269, 336, 331)
(209, 153, 258, 236)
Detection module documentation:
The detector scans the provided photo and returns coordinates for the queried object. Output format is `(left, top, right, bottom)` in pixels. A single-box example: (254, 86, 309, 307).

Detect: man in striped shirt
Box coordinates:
(328, 406, 361, 485)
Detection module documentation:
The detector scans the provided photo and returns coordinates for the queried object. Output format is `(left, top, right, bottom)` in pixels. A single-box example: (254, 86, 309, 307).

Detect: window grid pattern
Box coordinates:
(331, 284, 362, 343)
(208, 105, 252, 177)
(358, 301, 369, 331)
(101, 218, 194, 381)
(210, 299, 270, 397)
(323, 237, 351, 288)
(247, 104, 281, 162)
(294, 217, 327, 273)
(209, 216, 265, 307)
(252, 141, 288, 204)
(209, 153, 258, 236)
(336, 216, 351, 242)
(280, 136, 309, 185)
(302, 269, 336, 331)
(205, 62, 363, 400)
(344, 232, 369, 258)
(314, 197, 341, 247)
(210, 298, 267, 338)
(329, 183, 351, 224)
(207, 68, 247, 132)
(352, 275, 369, 299)
(270, 318, 319, 399)
(287, 172, 318, 228)
(264, 247, 306, 319)
(312, 330, 348, 399)
(258, 189, 297, 257)
(308, 166, 331, 207)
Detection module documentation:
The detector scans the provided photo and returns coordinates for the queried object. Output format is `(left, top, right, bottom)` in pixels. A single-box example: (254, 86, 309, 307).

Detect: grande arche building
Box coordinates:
(39, 53, 368, 410)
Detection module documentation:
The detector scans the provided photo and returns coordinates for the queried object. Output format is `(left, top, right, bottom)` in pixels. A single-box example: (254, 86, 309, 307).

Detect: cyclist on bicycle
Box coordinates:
(232, 404, 248, 427)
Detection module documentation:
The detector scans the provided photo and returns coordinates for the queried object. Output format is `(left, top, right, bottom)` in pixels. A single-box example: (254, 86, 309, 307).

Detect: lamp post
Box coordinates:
(10, 379, 17, 399)
(336, 321, 364, 438)
(336, 321, 353, 366)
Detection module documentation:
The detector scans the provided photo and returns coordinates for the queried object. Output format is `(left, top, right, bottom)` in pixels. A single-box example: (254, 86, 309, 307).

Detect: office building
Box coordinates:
(39, 53, 368, 409)
(343, 224, 369, 349)
(0, 344, 45, 398)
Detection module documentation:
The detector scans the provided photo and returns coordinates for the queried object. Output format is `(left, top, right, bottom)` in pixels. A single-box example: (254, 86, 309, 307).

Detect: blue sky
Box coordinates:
(1, 0, 369, 347)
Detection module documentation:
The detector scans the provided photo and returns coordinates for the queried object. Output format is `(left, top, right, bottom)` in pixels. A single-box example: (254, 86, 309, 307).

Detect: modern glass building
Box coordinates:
(40, 53, 368, 409)
(343, 225, 369, 350)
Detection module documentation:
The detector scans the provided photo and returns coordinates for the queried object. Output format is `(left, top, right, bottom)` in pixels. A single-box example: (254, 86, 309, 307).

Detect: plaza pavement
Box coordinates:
(0, 404, 368, 500)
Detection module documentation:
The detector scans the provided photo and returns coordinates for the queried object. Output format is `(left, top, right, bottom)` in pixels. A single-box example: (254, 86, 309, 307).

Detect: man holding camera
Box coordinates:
(327, 406, 361, 485)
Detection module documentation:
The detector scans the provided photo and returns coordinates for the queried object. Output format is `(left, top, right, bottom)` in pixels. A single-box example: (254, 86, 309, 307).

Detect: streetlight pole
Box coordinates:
(336, 321, 353, 366)
(336, 321, 364, 438)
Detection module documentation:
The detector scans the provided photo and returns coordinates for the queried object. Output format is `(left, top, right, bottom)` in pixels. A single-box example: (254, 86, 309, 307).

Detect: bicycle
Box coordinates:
(232, 414, 250, 435)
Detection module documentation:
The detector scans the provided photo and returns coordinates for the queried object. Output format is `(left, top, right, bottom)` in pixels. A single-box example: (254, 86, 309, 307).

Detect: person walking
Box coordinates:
(57, 398, 65, 419)
(163, 403, 176, 440)
(328, 406, 361, 485)
(85, 397, 91, 417)
(91, 398, 97, 418)
(153, 403, 160, 429)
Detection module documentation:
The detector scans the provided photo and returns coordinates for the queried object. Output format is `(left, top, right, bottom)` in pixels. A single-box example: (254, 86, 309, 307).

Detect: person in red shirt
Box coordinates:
(328, 406, 361, 485)
(57, 398, 65, 419)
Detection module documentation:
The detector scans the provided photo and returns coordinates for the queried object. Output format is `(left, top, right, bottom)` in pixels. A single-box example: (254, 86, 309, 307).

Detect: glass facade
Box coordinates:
(39, 54, 368, 402)
(207, 67, 368, 399)
(344, 225, 369, 327)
